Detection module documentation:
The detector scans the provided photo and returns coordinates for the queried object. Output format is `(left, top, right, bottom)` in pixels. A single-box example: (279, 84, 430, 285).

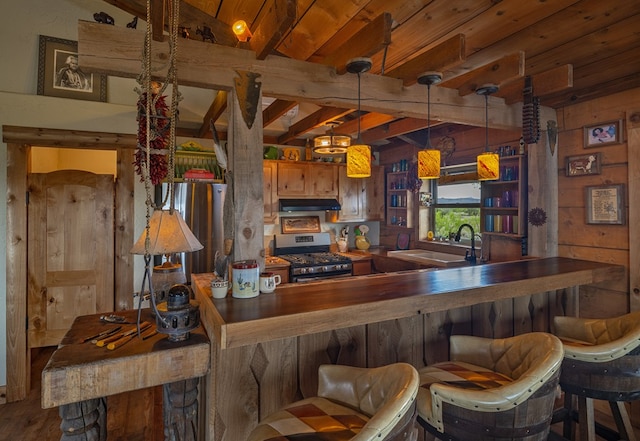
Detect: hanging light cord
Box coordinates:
(356, 72, 362, 143)
(484, 92, 489, 152)
(426, 83, 432, 149)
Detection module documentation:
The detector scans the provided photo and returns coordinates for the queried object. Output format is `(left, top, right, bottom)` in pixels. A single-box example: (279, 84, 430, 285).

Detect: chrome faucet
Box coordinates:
(455, 223, 477, 265)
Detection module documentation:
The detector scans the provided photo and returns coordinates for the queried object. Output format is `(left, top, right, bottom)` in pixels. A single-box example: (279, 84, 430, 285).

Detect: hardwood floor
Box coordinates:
(1, 348, 638, 441)
(0, 347, 160, 441)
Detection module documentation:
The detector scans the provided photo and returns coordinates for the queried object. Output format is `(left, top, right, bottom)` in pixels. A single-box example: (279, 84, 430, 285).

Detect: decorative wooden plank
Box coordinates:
(367, 316, 423, 368)
(528, 133, 558, 258)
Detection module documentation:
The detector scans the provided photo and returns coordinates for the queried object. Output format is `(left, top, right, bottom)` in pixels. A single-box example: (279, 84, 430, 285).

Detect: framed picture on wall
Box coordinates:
(583, 120, 622, 148)
(585, 184, 625, 225)
(565, 153, 601, 177)
(37, 35, 107, 102)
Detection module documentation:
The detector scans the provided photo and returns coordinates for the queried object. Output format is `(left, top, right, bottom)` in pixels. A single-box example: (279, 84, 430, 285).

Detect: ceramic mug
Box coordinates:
(259, 272, 281, 293)
(211, 279, 229, 299)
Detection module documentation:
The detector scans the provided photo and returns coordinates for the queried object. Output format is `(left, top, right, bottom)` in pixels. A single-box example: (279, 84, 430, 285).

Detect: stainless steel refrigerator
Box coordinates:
(156, 182, 227, 283)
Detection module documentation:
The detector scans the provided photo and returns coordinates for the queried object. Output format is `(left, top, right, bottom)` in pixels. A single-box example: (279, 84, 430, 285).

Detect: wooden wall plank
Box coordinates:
(627, 109, 640, 309)
(5, 143, 29, 401)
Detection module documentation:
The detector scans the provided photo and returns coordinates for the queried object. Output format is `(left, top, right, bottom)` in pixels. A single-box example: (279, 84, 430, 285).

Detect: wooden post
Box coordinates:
(227, 85, 265, 266)
(527, 134, 558, 257)
(628, 110, 640, 311)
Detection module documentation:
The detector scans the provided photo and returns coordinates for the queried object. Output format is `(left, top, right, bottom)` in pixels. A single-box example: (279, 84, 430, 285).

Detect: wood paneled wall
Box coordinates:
(555, 89, 638, 318)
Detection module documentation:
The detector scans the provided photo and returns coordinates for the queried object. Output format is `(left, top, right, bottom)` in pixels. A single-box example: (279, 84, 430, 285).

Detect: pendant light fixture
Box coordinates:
(313, 121, 351, 154)
(417, 72, 442, 179)
(346, 57, 372, 178)
(476, 84, 500, 181)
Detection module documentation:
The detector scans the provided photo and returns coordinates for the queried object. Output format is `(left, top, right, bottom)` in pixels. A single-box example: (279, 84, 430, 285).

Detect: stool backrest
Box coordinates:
(317, 363, 419, 440)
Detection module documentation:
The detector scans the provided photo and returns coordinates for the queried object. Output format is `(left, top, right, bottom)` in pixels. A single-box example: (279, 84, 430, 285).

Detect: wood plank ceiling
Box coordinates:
(102, 0, 640, 149)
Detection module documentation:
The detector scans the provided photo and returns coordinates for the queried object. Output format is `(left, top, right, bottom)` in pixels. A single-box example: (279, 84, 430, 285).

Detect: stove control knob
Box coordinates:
(300, 267, 307, 274)
(322, 266, 330, 273)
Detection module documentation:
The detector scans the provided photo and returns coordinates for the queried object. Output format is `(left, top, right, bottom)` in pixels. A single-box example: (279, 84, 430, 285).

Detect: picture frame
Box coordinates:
(281, 216, 321, 234)
(565, 152, 601, 177)
(585, 184, 625, 225)
(584, 120, 622, 148)
(37, 35, 107, 102)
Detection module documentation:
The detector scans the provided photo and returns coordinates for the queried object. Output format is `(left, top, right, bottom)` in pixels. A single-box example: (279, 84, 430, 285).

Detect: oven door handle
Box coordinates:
(293, 273, 352, 283)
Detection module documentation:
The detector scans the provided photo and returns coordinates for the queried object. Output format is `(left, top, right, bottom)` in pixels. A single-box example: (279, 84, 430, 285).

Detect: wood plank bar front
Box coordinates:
(192, 257, 624, 440)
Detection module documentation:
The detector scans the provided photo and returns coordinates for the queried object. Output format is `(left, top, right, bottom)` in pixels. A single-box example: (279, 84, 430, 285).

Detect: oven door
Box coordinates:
(291, 270, 352, 283)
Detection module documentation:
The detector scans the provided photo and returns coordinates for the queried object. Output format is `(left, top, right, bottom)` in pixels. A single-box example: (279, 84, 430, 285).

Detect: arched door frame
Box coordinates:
(3, 125, 136, 402)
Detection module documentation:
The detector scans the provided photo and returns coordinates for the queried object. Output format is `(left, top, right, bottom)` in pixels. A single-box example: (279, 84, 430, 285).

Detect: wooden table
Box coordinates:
(192, 257, 624, 440)
(42, 309, 210, 441)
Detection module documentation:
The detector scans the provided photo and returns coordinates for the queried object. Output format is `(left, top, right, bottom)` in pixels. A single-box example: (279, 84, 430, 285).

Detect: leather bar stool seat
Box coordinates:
(247, 363, 420, 441)
(554, 311, 640, 441)
(416, 332, 564, 441)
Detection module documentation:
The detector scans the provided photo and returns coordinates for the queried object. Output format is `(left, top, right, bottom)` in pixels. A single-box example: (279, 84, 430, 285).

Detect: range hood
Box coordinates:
(279, 198, 341, 212)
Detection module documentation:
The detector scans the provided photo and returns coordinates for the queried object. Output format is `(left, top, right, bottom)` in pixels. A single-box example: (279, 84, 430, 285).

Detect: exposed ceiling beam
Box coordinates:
(263, 99, 298, 127)
(198, 91, 227, 138)
(440, 52, 525, 96)
(497, 64, 573, 104)
(78, 20, 551, 129)
(361, 118, 430, 144)
(248, 0, 297, 60)
(320, 12, 392, 75)
(386, 34, 466, 86)
(335, 113, 396, 137)
(276, 107, 351, 145)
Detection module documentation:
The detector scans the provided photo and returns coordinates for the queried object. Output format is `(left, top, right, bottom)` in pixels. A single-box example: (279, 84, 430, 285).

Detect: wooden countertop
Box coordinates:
(41, 309, 210, 408)
(192, 257, 623, 350)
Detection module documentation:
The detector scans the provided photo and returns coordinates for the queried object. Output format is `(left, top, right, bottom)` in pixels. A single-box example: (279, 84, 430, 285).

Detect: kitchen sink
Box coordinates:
(386, 249, 469, 268)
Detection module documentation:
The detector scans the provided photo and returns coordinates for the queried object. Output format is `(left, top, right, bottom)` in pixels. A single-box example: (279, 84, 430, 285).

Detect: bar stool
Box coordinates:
(553, 311, 640, 441)
(416, 332, 564, 441)
(247, 362, 420, 441)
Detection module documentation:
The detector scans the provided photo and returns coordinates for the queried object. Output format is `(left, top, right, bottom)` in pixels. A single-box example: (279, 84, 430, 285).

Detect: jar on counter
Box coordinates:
(232, 260, 259, 298)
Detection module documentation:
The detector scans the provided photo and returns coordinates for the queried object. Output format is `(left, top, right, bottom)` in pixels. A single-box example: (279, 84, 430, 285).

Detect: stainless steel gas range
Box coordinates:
(273, 232, 353, 282)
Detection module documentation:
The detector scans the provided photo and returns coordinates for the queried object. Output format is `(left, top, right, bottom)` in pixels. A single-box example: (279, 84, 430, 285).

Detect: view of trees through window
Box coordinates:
(419, 166, 481, 243)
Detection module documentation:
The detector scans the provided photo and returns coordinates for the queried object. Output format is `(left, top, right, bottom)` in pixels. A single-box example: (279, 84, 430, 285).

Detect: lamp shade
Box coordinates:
(477, 152, 500, 180)
(313, 134, 350, 154)
(346, 144, 371, 178)
(131, 209, 203, 255)
(418, 149, 440, 179)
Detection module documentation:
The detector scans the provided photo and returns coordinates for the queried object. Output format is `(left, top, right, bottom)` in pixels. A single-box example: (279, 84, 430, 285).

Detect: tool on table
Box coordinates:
(107, 325, 157, 350)
(82, 326, 122, 343)
(96, 321, 151, 347)
(100, 314, 135, 324)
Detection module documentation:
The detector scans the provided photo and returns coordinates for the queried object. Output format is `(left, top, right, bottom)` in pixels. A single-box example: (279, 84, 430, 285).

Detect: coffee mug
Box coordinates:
(259, 272, 281, 293)
(211, 279, 229, 299)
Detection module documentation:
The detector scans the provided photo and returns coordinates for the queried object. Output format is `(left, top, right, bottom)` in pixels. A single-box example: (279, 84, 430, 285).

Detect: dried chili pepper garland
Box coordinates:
(134, 81, 170, 185)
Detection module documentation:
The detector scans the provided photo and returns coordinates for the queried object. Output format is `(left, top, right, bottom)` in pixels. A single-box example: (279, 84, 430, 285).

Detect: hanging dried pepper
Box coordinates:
(134, 92, 170, 185)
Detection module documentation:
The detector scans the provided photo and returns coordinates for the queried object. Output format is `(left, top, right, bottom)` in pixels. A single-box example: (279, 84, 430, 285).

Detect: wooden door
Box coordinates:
(309, 163, 338, 196)
(28, 170, 115, 348)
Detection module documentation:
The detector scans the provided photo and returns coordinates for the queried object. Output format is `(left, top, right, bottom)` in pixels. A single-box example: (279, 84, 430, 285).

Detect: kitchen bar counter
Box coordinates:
(193, 257, 622, 349)
(193, 257, 623, 440)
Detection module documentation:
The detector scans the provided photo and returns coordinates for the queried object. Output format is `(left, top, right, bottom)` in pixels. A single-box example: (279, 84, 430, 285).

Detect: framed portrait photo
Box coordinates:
(583, 120, 622, 148)
(37, 35, 107, 102)
(565, 152, 601, 177)
(585, 184, 625, 225)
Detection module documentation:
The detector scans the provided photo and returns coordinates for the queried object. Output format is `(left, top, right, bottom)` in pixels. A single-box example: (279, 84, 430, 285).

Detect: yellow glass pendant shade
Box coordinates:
(477, 152, 500, 180)
(418, 149, 440, 179)
(346, 144, 371, 178)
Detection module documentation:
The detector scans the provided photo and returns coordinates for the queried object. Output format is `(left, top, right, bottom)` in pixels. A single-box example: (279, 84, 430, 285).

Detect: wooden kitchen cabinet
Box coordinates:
(277, 162, 338, 197)
(263, 160, 278, 223)
(338, 165, 384, 221)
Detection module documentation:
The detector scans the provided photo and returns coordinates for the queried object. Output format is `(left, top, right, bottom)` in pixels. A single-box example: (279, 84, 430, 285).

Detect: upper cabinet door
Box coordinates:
(277, 162, 308, 196)
(277, 162, 338, 197)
